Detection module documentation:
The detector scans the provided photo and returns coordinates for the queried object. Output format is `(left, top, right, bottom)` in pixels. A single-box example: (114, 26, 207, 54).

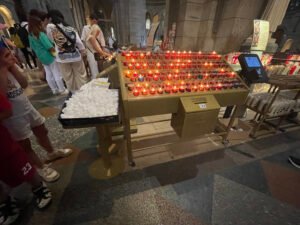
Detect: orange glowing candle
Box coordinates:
(153, 75, 159, 81)
(167, 74, 172, 80)
(142, 88, 148, 95)
(158, 87, 163, 94)
(133, 89, 139, 96)
(150, 87, 156, 95)
(172, 85, 178, 93)
(179, 86, 185, 92)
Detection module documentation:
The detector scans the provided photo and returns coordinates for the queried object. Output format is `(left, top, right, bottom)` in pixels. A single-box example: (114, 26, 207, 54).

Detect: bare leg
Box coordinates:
(18, 138, 44, 169)
(32, 124, 54, 154)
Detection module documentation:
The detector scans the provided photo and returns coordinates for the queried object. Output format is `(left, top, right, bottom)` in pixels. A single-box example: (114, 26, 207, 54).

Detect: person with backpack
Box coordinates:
(14, 23, 37, 69)
(28, 13, 67, 95)
(46, 10, 88, 92)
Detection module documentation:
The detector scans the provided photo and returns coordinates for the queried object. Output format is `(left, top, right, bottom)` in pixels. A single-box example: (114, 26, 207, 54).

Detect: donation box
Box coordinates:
(171, 95, 220, 138)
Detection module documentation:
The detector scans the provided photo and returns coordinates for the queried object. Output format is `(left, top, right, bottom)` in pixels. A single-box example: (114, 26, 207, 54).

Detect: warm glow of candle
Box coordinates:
(142, 88, 148, 95)
(153, 75, 159, 81)
(150, 87, 156, 95)
(133, 89, 139, 96)
(172, 85, 178, 93)
(158, 87, 163, 94)
(167, 74, 172, 80)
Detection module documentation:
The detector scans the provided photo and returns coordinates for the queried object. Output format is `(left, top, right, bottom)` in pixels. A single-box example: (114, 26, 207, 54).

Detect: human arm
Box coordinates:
(8, 64, 28, 89)
(88, 28, 111, 58)
(0, 67, 9, 93)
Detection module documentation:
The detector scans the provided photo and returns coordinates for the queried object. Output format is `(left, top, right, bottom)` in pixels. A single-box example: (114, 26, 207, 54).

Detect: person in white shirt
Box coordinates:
(47, 10, 88, 92)
(85, 14, 111, 77)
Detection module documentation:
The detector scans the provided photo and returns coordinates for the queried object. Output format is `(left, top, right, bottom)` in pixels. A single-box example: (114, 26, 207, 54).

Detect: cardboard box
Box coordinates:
(171, 95, 220, 138)
(217, 118, 252, 140)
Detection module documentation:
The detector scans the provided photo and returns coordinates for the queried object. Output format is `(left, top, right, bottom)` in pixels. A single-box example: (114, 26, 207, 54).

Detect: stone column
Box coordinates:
(128, 0, 146, 47)
(112, 0, 130, 45)
(261, 0, 291, 32)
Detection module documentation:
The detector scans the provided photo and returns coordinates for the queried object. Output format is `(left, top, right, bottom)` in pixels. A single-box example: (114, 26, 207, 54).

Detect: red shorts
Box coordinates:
(0, 147, 36, 187)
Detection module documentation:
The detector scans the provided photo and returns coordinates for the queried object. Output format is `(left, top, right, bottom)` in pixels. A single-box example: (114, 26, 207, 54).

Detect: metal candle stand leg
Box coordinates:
(88, 125, 124, 179)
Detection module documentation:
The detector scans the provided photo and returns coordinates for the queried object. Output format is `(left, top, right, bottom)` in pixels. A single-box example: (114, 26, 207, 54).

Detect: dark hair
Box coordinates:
(28, 15, 44, 37)
(29, 9, 48, 21)
(8, 27, 16, 35)
(48, 9, 69, 26)
(89, 14, 98, 21)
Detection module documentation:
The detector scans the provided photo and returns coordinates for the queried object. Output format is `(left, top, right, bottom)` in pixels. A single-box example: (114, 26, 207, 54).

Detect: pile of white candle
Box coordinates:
(61, 78, 119, 119)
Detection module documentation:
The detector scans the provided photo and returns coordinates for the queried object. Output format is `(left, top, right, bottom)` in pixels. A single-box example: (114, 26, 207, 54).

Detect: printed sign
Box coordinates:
(199, 103, 207, 109)
(251, 20, 269, 51)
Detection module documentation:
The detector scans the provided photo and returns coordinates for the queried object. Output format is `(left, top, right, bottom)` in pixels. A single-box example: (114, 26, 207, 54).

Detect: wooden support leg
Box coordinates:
(88, 125, 124, 179)
(96, 125, 112, 168)
(222, 105, 239, 145)
(124, 118, 135, 167)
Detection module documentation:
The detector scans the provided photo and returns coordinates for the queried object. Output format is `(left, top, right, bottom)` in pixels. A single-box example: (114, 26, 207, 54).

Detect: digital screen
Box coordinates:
(245, 56, 261, 68)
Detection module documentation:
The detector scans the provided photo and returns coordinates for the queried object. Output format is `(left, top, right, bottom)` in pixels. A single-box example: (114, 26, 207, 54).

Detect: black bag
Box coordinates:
(17, 24, 29, 48)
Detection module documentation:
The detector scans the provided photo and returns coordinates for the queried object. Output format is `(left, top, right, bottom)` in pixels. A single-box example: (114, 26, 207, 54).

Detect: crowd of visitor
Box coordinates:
(0, 9, 112, 225)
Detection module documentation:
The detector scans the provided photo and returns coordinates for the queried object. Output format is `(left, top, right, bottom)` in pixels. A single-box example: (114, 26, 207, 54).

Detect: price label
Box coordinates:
(199, 103, 207, 109)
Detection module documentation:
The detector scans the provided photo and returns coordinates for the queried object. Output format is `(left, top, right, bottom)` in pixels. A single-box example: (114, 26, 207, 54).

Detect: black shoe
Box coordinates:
(0, 197, 20, 225)
(288, 156, 300, 169)
(32, 182, 52, 209)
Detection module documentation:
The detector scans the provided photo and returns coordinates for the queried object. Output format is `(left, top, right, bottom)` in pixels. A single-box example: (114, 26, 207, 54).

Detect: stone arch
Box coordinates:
(0, 5, 15, 27)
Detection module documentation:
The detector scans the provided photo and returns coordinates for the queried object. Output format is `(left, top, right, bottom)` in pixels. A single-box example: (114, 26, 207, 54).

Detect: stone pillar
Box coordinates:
(128, 0, 146, 47)
(112, 0, 130, 45)
(261, 0, 291, 32)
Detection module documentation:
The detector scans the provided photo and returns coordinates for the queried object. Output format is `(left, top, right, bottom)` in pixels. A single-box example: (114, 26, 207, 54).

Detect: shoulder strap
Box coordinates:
(54, 24, 76, 45)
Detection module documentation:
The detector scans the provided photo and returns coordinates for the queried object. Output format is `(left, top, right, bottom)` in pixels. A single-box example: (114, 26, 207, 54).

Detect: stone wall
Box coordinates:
(113, 0, 146, 47)
(21, 0, 75, 27)
(173, 0, 268, 53)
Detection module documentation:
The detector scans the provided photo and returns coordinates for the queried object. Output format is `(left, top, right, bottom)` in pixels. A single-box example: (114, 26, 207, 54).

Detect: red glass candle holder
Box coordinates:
(179, 86, 185, 92)
(172, 85, 178, 93)
(142, 88, 148, 95)
(153, 75, 159, 81)
(158, 87, 163, 94)
(150, 87, 156, 95)
(133, 89, 139, 96)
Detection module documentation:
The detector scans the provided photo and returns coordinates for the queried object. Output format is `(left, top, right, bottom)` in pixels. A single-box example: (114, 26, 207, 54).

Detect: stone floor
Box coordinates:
(11, 69, 300, 225)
